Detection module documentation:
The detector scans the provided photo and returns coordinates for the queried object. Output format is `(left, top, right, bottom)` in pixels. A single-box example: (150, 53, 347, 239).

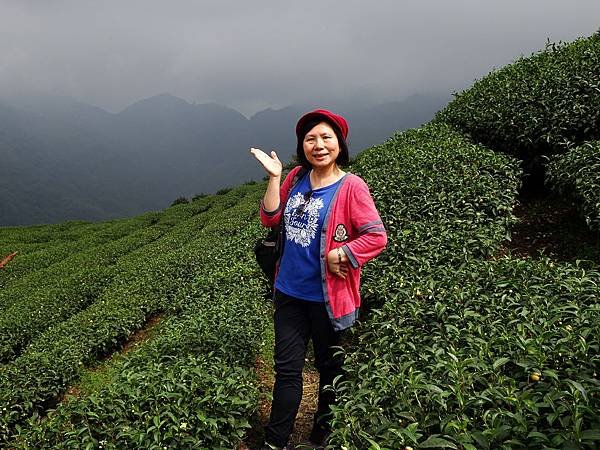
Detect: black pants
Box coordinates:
(264, 290, 345, 447)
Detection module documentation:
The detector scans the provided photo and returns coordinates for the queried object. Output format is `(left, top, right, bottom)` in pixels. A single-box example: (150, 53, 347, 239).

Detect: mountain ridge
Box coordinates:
(0, 93, 449, 226)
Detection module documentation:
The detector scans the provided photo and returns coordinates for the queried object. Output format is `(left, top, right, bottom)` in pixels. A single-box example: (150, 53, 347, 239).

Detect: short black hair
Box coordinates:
(296, 118, 349, 169)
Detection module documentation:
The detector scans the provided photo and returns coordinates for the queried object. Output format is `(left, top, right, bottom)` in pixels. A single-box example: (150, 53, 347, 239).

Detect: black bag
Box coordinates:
(253, 225, 281, 286)
(254, 167, 307, 287)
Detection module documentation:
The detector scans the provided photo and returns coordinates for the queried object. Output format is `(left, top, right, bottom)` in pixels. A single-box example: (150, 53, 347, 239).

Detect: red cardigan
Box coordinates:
(260, 166, 387, 330)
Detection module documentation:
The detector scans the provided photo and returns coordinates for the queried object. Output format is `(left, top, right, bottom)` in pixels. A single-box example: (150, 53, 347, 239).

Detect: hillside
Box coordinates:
(0, 32, 599, 449)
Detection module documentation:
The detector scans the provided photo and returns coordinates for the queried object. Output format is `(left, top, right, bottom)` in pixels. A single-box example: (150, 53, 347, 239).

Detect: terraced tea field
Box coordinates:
(1, 32, 599, 449)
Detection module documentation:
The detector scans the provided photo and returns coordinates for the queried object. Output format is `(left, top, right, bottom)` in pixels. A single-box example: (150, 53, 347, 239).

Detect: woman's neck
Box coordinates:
(309, 165, 345, 189)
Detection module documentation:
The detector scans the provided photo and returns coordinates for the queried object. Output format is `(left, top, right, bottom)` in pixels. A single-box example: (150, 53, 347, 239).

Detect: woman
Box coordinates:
(250, 109, 387, 450)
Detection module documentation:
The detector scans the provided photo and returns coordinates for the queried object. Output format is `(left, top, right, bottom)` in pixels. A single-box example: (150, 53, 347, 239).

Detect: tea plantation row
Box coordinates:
(0, 186, 268, 446)
(0, 218, 136, 278)
(0, 217, 176, 362)
(0, 197, 220, 362)
(435, 29, 599, 240)
(7, 186, 270, 449)
(0, 212, 161, 290)
(330, 259, 600, 448)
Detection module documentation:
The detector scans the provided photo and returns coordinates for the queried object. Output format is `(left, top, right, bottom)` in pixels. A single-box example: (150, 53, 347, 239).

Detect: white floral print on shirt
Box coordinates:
(284, 192, 324, 248)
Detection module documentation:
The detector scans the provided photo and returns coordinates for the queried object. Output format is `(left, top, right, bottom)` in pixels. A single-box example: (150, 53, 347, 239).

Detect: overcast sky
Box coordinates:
(1, 0, 598, 116)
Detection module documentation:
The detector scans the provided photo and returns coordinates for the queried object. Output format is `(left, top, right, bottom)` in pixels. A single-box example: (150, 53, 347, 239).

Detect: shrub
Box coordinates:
(0, 186, 270, 448)
(16, 258, 266, 449)
(215, 187, 232, 196)
(170, 196, 189, 206)
(325, 122, 600, 449)
(350, 122, 521, 272)
(434, 32, 600, 167)
(329, 258, 600, 449)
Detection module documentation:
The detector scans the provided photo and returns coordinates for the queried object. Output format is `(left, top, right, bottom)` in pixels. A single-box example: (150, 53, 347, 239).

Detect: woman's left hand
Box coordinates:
(327, 248, 349, 279)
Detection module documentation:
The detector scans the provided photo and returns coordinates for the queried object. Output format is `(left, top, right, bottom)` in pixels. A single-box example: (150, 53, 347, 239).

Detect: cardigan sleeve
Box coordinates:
(259, 166, 303, 228)
(341, 178, 387, 269)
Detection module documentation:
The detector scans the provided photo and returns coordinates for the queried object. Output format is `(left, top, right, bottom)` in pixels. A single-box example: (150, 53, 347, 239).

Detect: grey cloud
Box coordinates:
(1, 0, 598, 115)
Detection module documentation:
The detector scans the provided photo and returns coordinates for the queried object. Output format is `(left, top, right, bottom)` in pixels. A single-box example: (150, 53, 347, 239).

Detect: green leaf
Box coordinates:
(419, 436, 458, 449)
(566, 379, 588, 401)
(493, 357, 510, 370)
(365, 437, 382, 450)
(581, 430, 600, 441)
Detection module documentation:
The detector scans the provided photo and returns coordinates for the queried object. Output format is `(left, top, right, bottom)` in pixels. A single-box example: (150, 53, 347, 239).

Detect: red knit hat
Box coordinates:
(296, 109, 349, 141)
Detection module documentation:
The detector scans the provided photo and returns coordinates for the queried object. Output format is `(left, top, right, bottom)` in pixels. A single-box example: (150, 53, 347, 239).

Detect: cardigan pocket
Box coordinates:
(328, 275, 354, 316)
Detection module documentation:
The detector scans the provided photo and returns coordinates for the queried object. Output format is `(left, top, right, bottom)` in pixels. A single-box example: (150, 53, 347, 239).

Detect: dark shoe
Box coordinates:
(308, 424, 329, 446)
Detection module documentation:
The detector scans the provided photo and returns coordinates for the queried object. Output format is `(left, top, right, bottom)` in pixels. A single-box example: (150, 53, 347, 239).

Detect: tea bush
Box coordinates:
(5, 187, 268, 448)
(0, 189, 254, 444)
(0, 213, 160, 289)
(329, 258, 600, 449)
(325, 123, 600, 448)
(350, 122, 520, 273)
(0, 220, 93, 245)
(0, 226, 168, 361)
(434, 32, 600, 162)
(0, 199, 218, 362)
(546, 141, 600, 231)
(0, 221, 101, 280)
(14, 242, 267, 449)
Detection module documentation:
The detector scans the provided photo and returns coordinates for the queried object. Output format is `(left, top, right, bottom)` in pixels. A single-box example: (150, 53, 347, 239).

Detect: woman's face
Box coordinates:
(302, 122, 340, 170)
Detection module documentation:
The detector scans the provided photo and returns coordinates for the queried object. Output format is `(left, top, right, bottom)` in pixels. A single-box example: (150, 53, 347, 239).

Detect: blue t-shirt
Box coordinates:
(275, 172, 341, 302)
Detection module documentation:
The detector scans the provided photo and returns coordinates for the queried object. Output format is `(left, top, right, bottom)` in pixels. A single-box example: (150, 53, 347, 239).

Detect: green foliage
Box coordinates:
(350, 123, 521, 273)
(0, 212, 161, 289)
(215, 187, 232, 195)
(0, 186, 268, 447)
(326, 123, 600, 448)
(0, 219, 175, 362)
(546, 141, 600, 231)
(16, 250, 267, 449)
(328, 259, 600, 449)
(3, 32, 600, 449)
(0, 220, 94, 245)
(434, 32, 600, 163)
(170, 196, 190, 206)
(0, 202, 216, 363)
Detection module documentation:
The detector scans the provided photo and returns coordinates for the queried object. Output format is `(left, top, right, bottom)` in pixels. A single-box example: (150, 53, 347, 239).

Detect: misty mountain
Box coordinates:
(0, 93, 449, 226)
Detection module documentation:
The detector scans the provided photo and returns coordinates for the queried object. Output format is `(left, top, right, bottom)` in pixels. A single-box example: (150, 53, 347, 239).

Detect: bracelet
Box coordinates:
(337, 247, 343, 264)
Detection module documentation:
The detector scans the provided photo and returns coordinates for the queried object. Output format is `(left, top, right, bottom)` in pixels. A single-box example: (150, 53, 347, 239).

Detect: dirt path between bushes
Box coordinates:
(0, 251, 18, 269)
(58, 312, 166, 405)
(501, 192, 599, 264)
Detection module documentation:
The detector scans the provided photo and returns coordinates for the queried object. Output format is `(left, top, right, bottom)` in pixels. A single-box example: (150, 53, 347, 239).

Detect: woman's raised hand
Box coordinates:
(250, 147, 283, 178)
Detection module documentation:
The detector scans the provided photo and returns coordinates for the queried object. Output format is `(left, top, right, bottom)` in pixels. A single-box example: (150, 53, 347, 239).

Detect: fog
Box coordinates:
(1, 0, 598, 115)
